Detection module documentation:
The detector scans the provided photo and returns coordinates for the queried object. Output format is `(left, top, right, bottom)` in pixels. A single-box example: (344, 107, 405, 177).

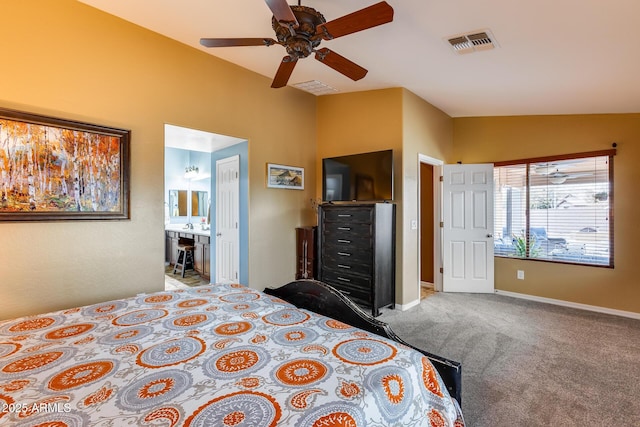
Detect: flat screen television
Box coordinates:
(322, 149, 394, 202)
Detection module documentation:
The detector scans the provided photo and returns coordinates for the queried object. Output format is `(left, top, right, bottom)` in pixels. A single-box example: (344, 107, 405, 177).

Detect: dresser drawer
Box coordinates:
(196, 235, 210, 244)
(331, 285, 371, 305)
(322, 232, 372, 250)
(322, 207, 373, 224)
(323, 222, 372, 238)
(322, 257, 372, 277)
(321, 268, 370, 290)
(321, 270, 371, 302)
(322, 243, 371, 264)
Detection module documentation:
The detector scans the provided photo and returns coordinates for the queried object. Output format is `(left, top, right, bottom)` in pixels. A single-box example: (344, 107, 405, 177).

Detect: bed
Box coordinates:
(0, 280, 464, 426)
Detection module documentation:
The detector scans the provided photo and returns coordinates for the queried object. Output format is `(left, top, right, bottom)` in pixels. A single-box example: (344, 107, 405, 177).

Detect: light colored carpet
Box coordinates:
(379, 292, 640, 426)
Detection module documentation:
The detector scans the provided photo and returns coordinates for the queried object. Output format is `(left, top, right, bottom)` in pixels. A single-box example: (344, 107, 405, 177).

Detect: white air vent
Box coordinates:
(292, 80, 338, 95)
(447, 30, 497, 54)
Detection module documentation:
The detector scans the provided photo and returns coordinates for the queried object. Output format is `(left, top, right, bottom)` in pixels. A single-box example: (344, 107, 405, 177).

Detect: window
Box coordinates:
(493, 151, 614, 267)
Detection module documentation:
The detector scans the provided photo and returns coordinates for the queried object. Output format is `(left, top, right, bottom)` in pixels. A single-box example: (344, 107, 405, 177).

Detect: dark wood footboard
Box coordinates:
(264, 279, 462, 405)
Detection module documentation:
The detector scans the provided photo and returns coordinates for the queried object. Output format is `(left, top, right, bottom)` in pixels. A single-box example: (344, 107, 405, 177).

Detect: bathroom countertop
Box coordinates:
(165, 224, 210, 237)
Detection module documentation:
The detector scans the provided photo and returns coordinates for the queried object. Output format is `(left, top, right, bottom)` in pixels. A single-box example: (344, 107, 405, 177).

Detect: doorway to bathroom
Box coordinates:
(164, 124, 247, 287)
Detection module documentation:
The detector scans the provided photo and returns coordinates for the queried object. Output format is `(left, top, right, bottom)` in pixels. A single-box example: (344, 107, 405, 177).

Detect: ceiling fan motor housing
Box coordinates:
(272, 6, 326, 58)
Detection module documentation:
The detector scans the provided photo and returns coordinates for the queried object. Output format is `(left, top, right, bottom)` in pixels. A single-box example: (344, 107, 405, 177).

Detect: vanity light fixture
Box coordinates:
(184, 165, 199, 179)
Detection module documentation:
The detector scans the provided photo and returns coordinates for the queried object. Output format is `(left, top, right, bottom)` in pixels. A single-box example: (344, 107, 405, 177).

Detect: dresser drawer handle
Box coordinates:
(337, 227, 351, 231)
(337, 252, 351, 257)
(337, 277, 351, 282)
(337, 239, 351, 244)
(338, 214, 352, 217)
(338, 264, 351, 269)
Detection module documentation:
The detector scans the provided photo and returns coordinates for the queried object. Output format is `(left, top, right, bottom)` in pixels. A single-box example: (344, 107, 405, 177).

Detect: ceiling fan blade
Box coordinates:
(571, 173, 593, 178)
(315, 48, 368, 81)
(264, 0, 299, 26)
(200, 38, 277, 48)
(317, 1, 394, 40)
(271, 56, 297, 88)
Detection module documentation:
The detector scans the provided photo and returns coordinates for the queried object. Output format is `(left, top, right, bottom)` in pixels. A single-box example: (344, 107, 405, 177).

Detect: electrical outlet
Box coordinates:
(517, 270, 525, 280)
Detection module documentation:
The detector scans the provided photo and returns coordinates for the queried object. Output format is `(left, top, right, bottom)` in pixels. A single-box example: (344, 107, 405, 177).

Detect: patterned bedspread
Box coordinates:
(0, 284, 464, 426)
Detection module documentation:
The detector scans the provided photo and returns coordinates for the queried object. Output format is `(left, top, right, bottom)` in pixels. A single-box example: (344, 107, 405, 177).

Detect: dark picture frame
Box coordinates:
(0, 107, 130, 221)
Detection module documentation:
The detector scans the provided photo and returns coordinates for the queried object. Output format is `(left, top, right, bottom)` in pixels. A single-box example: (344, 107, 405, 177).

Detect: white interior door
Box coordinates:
(442, 163, 495, 293)
(216, 155, 239, 283)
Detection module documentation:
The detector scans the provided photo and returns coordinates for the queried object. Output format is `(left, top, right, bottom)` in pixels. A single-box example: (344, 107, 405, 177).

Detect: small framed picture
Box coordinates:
(266, 163, 304, 190)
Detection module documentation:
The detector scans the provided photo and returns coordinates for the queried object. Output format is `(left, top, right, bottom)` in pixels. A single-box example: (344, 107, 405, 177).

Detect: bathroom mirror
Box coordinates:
(168, 189, 188, 217)
(192, 191, 208, 217)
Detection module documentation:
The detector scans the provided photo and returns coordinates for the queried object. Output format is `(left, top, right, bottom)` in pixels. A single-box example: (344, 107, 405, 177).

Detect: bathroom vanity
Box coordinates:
(165, 225, 210, 280)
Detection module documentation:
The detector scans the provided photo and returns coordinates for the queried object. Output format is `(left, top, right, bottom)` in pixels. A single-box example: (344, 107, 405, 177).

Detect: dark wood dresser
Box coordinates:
(317, 203, 396, 316)
(295, 226, 317, 279)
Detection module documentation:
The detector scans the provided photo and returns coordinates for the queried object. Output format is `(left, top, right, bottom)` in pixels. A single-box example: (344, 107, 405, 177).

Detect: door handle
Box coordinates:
(216, 232, 222, 237)
(486, 234, 493, 238)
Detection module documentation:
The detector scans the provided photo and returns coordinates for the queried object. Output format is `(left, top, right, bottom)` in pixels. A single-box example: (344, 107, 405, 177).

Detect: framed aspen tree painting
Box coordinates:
(0, 108, 130, 221)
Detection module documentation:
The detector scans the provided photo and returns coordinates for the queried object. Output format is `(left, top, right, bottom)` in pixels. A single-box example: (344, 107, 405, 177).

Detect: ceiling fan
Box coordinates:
(546, 171, 592, 184)
(200, 0, 394, 88)
(532, 161, 592, 184)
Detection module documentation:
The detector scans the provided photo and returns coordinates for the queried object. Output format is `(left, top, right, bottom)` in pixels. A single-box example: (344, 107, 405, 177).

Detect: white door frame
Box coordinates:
(417, 154, 444, 293)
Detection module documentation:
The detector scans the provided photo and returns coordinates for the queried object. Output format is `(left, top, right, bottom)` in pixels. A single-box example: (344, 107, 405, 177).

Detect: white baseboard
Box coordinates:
(390, 291, 640, 319)
(495, 290, 640, 320)
(395, 299, 421, 311)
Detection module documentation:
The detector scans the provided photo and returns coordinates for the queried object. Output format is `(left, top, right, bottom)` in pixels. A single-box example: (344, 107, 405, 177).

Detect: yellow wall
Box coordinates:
(316, 88, 404, 164)
(401, 89, 453, 303)
(0, 0, 317, 320)
(3, 2, 637, 320)
(453, 114, 640, 313)
(316, 88, 453, 305)
(316, 88, 404, 299)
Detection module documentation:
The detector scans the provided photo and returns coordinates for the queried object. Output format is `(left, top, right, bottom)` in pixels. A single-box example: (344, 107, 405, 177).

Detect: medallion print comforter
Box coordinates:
(0, 283, 464, 426)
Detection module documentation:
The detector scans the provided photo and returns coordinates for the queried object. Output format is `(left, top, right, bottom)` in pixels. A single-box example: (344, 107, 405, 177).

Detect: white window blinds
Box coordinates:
(494, 153, 613, 267)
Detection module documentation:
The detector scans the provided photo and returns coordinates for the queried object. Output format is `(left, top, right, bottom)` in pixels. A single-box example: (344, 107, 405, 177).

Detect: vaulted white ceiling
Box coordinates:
(79, 0, 640, 117)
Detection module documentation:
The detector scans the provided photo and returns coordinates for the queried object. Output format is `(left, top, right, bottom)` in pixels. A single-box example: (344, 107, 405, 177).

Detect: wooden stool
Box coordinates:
(173, 244, 195, 278)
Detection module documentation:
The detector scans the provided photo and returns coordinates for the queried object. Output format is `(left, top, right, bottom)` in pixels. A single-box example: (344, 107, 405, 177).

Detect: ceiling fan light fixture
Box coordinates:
(549, 176, 567, 184)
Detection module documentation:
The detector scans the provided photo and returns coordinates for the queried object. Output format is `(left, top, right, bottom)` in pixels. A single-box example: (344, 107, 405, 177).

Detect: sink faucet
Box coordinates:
(185, 223, 194, 230)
